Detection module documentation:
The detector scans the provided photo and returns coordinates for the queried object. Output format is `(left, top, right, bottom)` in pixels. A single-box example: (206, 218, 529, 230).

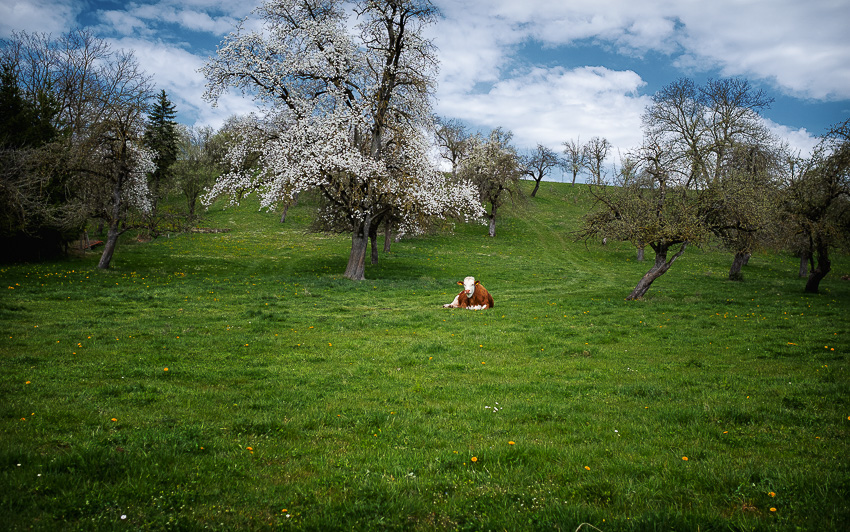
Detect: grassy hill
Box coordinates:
(1, 181, 848, 530)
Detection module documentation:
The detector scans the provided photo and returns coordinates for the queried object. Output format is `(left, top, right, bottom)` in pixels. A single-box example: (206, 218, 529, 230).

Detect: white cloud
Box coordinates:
(437, 65, 650, 154)
(763, 119, 819, 159)
(108, 37, 257, 129)
(97, 1, 248, 38)
(0, 0, 80, 36)
(432, 0, 850, 101)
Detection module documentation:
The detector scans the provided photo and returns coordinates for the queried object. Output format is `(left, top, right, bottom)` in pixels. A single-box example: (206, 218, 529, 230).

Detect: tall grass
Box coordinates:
(1, 182, 848, 531)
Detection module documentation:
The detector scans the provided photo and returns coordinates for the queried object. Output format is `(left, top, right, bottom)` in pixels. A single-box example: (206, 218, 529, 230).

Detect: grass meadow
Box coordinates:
(1, 182, 848, 531)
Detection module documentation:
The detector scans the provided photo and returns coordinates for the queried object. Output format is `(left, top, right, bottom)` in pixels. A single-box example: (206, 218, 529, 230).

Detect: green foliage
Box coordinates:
(0, 63, 70, 260)
(143, 90, 179, 236)
(1, 182, 848, 530)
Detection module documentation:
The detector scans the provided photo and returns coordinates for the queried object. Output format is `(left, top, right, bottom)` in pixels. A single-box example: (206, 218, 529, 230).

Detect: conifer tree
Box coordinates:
(144, 90, 178, 215)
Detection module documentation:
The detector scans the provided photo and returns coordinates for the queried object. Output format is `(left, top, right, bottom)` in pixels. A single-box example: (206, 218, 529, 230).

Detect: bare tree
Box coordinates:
(562, 138, 586, 186)
(582, 136, 612, 185)
(784, 118, 850, 294)
(434, 116, 471, 177)
(581, 77, 781, 299)
(522, 143, 560, 197)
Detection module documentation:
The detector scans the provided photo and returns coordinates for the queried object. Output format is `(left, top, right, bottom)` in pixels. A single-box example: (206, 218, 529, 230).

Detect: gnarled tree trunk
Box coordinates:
(804, 239, 831, 294)
(488, 203, 497, 237)
(344, 216, 372, 281)
(799, 251, 810, 278)
(98, 176, 125, 270)
(728, 251, 748, 281)
(626, 242, 688, 300)
(383, 220, 393, 252)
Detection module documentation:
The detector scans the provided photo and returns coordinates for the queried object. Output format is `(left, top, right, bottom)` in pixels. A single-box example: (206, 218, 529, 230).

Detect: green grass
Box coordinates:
(1, 182, 848, 531)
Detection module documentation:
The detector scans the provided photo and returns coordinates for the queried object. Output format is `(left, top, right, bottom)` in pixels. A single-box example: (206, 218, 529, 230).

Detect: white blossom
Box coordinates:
(202, 0, 483, 278)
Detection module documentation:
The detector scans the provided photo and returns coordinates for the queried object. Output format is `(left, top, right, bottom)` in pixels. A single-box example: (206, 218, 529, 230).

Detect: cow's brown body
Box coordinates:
(443, 276, 494, 310)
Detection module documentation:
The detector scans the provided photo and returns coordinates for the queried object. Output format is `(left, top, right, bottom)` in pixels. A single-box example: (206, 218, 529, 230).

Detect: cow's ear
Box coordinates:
(457, 281, 463, 286)
(475, 280, 481, 285)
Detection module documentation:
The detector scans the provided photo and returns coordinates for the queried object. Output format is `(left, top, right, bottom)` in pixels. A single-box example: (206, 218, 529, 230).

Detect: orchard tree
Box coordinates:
(202, 0, 482, 280)
(785, 118, 850, 294)
(705, 142, 784, 280)
(522, 143, 560, 197)
(583, 136, 612, 185)
(582, 135, 710, 300)
(562, 138, 587, 186)
(459, 128, 524, 237)
(434, 116, 471, 177)
(175, 124, 220, 221)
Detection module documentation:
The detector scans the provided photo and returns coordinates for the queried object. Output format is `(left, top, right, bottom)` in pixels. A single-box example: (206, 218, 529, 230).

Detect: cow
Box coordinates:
(443, 276, 494, 310)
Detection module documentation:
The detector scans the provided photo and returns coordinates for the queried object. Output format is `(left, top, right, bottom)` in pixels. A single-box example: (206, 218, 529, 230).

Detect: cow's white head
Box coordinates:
(458, 276, 476, 298)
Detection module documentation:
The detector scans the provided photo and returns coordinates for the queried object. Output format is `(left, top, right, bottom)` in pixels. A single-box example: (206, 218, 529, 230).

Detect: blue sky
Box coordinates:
(3, 0, 849, 174)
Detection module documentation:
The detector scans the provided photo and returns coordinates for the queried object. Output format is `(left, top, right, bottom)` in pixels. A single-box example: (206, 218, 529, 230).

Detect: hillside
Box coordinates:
(1, 181, 848, 530)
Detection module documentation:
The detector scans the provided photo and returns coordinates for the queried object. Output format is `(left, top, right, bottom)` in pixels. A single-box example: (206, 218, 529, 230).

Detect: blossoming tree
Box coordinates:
(202, 0, 483, 280)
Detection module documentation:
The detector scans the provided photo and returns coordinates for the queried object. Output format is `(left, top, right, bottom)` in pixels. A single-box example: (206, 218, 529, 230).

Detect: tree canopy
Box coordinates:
(202, 0, 483, 280)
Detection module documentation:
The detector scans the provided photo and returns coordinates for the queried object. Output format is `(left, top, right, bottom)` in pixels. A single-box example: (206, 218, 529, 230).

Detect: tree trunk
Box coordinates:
(344, 217, 371, 281)
(383, 221, 393, 252)
(531, 178, 541, 197)
(98, 220, 120, 269)
(369, 226, 379, 265)
(636, 246, 645, 261)
(798, 251, 809, 278)
(98, 177, 124, 270)
(626, 242, 688, 300)
(280, 193, 298, 223)
(728, 251, 748, 281)
(488, 203, 497, 237)
(804, 240, 831, 294)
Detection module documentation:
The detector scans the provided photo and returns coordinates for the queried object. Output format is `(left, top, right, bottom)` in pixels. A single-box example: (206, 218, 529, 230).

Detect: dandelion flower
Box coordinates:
(164, 367, 169, 372)
(246, 446, 253, 451)
(585, 466, 591, 470)
(508, 441, 515, 445)
(769, 492, 776, 497)
(471, 457, 477, 462)
(111, 418, 118, 422)
(770, 507, 777, 512)
(682, 456, 688, 461)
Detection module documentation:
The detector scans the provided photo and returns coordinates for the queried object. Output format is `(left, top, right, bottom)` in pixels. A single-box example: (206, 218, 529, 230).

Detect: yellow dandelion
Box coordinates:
(471, 457, 477, 462)
(682, 456, 688, 461)
(246, 446, 253, 451)
(508, 441, 515, 445)
(111, 418, 118, 422)
(769, 492, 776, 497)
(585, 466, 591, 470)
(770, 507, 777, 512)
(25, 381, 31, 385)
(164, 367, 169, 372)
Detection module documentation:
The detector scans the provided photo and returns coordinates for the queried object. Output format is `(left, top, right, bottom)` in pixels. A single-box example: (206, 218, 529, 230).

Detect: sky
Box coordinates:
(3, 0, 849, 179)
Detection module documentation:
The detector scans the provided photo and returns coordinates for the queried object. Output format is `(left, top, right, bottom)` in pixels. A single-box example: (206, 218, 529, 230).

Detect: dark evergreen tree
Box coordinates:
(143, 89, 178, 215)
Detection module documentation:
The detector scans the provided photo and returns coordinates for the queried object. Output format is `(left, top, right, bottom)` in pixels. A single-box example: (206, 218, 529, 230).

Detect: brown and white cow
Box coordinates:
(443, 276, 494, 310)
